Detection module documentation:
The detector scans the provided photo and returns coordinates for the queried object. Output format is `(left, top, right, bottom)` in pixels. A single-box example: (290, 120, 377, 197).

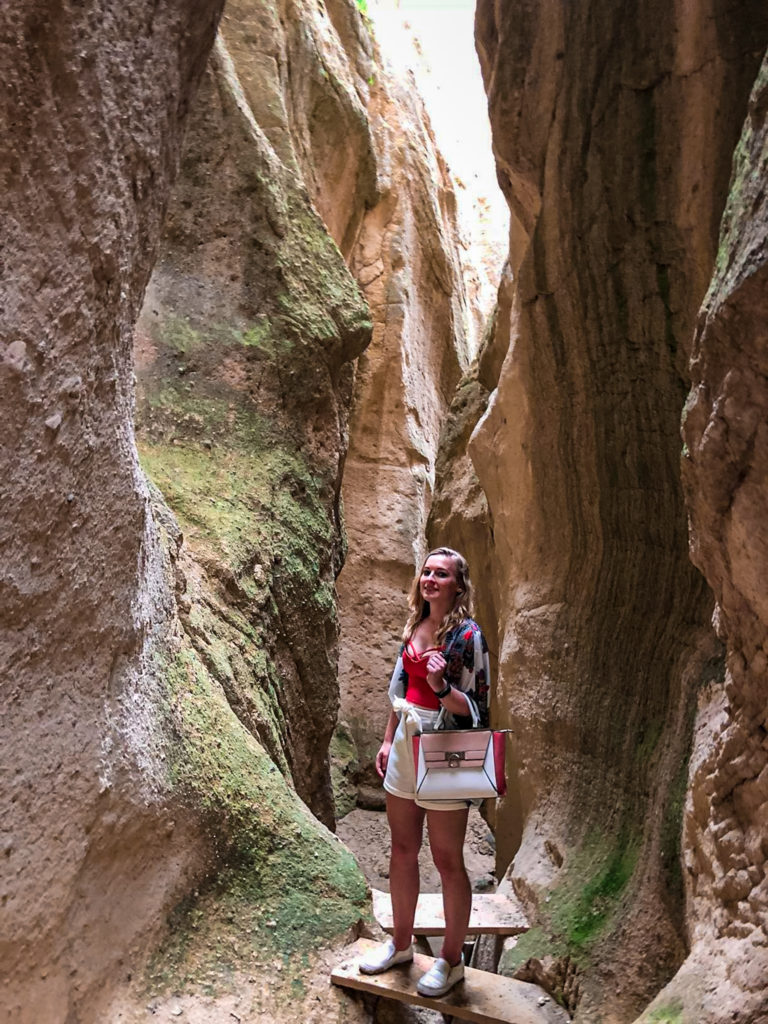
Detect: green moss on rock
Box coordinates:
(137, 384, 342, 791)
(500, 832, 640, 975)
(159, 312, 205, 353)
(146, 644, 368, 994)
(708, 51, 768, 296)
(139, 404, 331, 579)
(635, 718, 663, 765)
(329, 721, 359, 820)
(642, 1001, 684, 1024)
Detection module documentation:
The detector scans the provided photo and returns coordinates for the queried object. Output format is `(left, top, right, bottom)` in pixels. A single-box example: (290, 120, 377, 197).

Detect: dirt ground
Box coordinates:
(336, 806, 497, 894)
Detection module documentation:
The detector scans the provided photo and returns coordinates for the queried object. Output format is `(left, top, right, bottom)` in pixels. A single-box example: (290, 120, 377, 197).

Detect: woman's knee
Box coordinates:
(391, 834, 422, 862)
(431, 846, 466, 878)
(426, 807, 469, 878)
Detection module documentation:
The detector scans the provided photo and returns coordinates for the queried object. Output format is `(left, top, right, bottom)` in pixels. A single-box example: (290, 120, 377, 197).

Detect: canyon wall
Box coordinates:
(133, 2, 376, 829)
(1, 2, 389, 1021)
(334, 17, 471, 781)
(430, 2, 768, 1021)
(111, 0, 476, 1015)
(0, 2, 224, 1019)
(644, 55, 768, 1024)
(6, 2, 767, 1022)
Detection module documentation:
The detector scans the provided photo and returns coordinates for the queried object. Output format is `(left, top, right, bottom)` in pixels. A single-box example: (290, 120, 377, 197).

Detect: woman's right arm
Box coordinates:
(375, 709, 399, 778)
(379, 645, 407, 777)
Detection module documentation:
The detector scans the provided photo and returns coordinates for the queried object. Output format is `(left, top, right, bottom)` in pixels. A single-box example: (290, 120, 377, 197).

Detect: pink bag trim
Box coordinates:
(493, 731, 507, 796)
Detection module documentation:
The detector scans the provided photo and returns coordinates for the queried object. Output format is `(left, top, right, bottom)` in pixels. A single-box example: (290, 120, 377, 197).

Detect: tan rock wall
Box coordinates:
(335, 36, 471, 774)
(1, 2, 375, 1020)
(218, 0, 378, 258)
(133, 11, 372, 825)
(458, 1, 768, 1019)
(642, 54, 768, 1024)
(0, 2, 224, 1019)
(113, 3, 383, 1017)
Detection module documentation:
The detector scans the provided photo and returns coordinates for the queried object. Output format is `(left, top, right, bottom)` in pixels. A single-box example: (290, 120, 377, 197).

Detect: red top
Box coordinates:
(402, 640, 444, 710)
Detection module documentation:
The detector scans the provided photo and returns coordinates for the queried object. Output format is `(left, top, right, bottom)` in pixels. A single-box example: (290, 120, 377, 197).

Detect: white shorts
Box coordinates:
(383, 704, 471, 812)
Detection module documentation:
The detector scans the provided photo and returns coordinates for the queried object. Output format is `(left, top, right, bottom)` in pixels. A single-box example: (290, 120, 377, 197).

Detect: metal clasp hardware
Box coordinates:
(446, 752, 464, 768)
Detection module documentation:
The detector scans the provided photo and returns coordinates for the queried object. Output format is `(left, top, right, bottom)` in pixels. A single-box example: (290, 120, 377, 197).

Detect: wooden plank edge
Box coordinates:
(330, 941, 570, 1024)
(372, 889, 530, 936)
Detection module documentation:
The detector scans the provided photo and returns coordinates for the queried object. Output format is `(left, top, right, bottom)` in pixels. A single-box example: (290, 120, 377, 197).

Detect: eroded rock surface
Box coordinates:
(430, 3, 768, 1020)
(7, 1, 768, 1021)
(134, 19, 372, 827)
(335, 21, 472, 779)
(0, 2, 224, 1019)
(642, 55, 768, 1024)
(2, 2, 375, 1021)
(118, 2, 384, 1015)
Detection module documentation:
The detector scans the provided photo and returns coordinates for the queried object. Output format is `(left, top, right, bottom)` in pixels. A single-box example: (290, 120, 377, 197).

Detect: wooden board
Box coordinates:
(331, 940, 569, 1024)
(372, 888, 529, 936)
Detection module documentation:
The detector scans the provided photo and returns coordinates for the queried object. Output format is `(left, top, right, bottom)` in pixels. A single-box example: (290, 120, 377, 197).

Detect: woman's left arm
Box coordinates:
(432, 622, 490, 726)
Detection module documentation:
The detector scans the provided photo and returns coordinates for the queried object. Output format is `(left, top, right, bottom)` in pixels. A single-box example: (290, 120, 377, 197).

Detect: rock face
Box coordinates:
(335, 21, 471, 778)
(134, 13, 372, 827)
(0, 2, 223, 1019)
(7, 2, 768, 1022)
(426, 259, 515, 837)
(435, 2, 768, 1020)
(645, 56, 768, 1024)
(119, 0, 386, 1015)
(1, 2, 375, 1021)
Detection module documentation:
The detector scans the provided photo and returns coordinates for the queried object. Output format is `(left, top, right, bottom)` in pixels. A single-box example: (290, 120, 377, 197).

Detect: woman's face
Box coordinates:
(419, 554, 460, 607)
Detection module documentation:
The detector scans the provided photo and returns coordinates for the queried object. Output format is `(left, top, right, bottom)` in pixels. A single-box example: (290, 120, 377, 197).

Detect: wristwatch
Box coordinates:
(435, 683, 451, 700)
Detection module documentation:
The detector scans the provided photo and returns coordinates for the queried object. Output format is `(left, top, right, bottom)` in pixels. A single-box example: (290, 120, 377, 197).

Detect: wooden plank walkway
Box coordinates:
(372, 888, 529, 936)
(331, 940, 569, 1024)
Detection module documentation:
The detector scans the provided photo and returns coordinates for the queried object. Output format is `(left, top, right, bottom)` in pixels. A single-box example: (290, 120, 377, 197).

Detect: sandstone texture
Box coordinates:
(7, 1, 768, 1022)
(133, 10, 372, 827)
(1, 1, 379, 1020)
(116, 0, 386, 1015)
(640, 54, 768, 1024)
(427, 259, 515, 838)
(334, 20, 473, 778)
(0, 2, 224, 1019)
(428, 2, 768, 1020)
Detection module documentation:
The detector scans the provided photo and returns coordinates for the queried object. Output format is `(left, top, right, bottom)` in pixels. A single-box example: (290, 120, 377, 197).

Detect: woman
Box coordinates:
(358, 547, 490, 998)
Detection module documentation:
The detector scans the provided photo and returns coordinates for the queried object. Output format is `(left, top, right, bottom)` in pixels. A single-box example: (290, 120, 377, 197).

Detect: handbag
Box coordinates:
(412, 703, 508, 801)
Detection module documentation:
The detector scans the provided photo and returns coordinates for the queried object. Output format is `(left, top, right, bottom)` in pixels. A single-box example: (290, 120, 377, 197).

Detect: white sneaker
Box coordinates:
(358, 938, 414, 975)
(416, 953, 465, 997)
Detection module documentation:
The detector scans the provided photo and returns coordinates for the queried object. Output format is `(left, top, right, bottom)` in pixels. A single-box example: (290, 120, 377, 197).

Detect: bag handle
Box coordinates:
(435, 692, 480, 731)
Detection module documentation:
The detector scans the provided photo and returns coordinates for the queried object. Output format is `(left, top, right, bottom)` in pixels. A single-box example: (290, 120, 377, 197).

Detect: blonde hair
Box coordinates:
(403, 547, 474, 645)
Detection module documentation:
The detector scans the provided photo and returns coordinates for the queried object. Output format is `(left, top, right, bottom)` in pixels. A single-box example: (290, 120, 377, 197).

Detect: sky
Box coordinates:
(366, 0, 503, 203)
(366, 0, 509, 317)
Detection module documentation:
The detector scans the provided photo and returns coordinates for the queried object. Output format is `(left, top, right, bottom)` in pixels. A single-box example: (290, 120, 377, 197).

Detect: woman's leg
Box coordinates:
(426, 806, 471, 964)
(386, 792, 426, 950)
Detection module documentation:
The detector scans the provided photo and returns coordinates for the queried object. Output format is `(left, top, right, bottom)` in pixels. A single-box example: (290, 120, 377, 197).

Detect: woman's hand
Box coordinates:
(426, 651, 447, 691)
(375, 740, 392, 778)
